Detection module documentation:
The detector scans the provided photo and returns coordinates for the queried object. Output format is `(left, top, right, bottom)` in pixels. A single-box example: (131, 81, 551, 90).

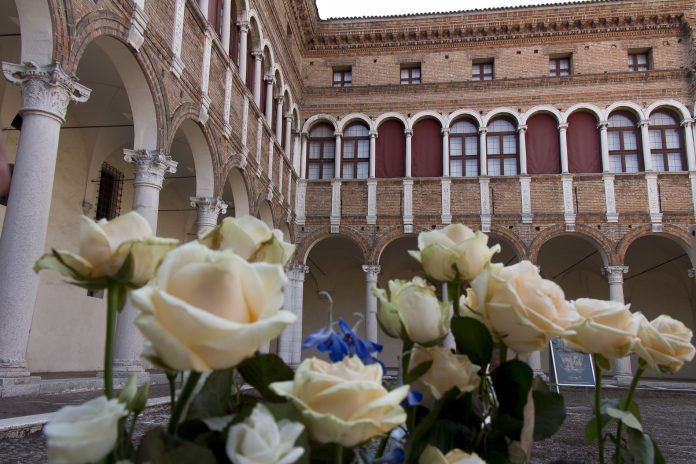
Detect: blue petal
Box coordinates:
(381, 447, 405, 464)
(401, 389, 423, 407)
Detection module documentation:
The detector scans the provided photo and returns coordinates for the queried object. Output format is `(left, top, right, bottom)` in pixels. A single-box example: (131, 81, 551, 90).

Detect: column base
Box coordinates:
(613, 374, 634, 386)
(101, 360, 150, 383)
(0, 375, 42, 397)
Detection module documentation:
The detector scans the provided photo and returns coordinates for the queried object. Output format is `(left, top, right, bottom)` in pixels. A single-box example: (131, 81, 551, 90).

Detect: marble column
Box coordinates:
(369, 130, 377, 178)
(441, 128, 450, 177)
(598, 121, 610, 172)
(237, 21, 249, 77)
(334, 131, 342, 179)
(603, 265, 633, 384)
(0, 62, 90, 381)
(275, 97, 284, 138)
(559, 122, 569, 173)
(362, 265, 380, 343)
(300, 131, 308, 179)
(198, 0, 209, 15)
(405, 129, 413, 177)
(251, 52, 263, 108)
(113, 149, 177, 376)
(283, 114, 292, 153)
(289, 264, 309, 365)
(479, 128, 488, 176)
(277, 267, 295, 363)
(518, 124, 528, 175)
(190, 196, 227, 237)
(221, 0, 232, 54)
(681, 119, 696, 171)
(638, 120, 653, 171)
(263, 75, 273, 122)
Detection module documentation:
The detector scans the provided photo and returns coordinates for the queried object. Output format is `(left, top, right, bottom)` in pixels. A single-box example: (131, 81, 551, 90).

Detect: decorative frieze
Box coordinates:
(602, 174, 618, 223)
(479, 177, 491, 233)
(403, 179, 413, 233)
(330, 179, 341, 233)
(519, 176, 532, 224)
(441, 178, 451, 225)
(561, 174, 575, 232)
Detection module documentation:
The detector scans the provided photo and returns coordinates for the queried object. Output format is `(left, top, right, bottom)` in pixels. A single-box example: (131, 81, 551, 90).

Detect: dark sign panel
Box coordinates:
(549, 338, 595, 388)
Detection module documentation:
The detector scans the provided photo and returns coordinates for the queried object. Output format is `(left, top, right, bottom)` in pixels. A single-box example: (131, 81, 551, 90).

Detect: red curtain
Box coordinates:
(208, 0, 221, 35)
(260, 70, 267, 112)
(246, 46, 254, 94)
(567, 112, 602, 173)
(412, 118, 443, 177)
(376, 120, 406, 178)
(526, 114, 561, 174)
(230, 1, 239, 63)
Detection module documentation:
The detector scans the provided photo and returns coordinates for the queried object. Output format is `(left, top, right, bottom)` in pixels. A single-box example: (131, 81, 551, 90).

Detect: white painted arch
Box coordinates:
(302, 114, 338, 133)
(562, 103, 604, 123)
(644, 99, 692, 122)
(482, 107, 522, 126)
(374, 112, 408, 129)
(337, 113, 374, 132)
(176, 119, 215, 197)
(408, 110, 446, 129)
(605, 101, 645, 121)
(446, 109, 483, 128)
(15, 0, 53, 66)
(522, 105, 563, 125)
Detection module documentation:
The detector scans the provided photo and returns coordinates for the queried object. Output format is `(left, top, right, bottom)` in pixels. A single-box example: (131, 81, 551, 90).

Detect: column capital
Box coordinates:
(362, 264, 381, 280)
(517, 124, 528, 133)
(638, 119, 650, 128)
(597, 120, 609, 129)
(301, 131, 309, 139)
(236, 20, 250, 32)
(404, 129, 413, 136)
(251, 50, 264, 60)
(602, 265, 629, 283)
(124, 149, 177, 189)
(478, 127, 488, 135)
(2, 62, 91, 123)
(334, 131, 343, 138)
(287, 263, 309, 278)
(441, 127, 451, 135)
(284, 112, 293, 120)
(190, 196, 228, 215)
(680, 118, 694, 128)
(558, 122, 569, 130)
(688, 268, 696, 279)
(369, 130, 377, 138)
(264, 74, 274, 84)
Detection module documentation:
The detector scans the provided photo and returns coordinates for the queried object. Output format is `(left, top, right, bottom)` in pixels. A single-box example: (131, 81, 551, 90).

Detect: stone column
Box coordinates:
(263, 75, 273, 122)
(251, 51, 263, 108)
(441, 128, 450, 177)
(190, 196, 227, 237)
(237, 21, 249, 78)
(369, 130, 377, 178)
(559, 122, 569, 173)
(277, 267, 295, 363)
(300, 131, 308, 179)
(603, 265, 632, 384)
(404, 129, 413, 177)
(289, 264, 309, 365)
(221, 0, 232, 54)
(114, 150, 177, 376)
(198, 0, 209, 15)
(681, 119, 696, 171)
(479, 128, 488, 176)
(362, 265, 380, 343)
(638, 120, 653, 171)
(275, 96, 284, 138)
(598, 121, 610, 172)
(518, 124, 528, 175)
(283, 114, 292, 153)
(0, 63, 90, 382)
(334, 131, 342, 179)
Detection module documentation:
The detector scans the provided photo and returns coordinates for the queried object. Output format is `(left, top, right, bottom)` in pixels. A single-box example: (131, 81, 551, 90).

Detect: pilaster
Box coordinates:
(479, 177, 491, 232)
(519, 175, 532, 224)
(441, 178, 451, 224)
(127, 1, 149, 51)
(330, 179, 341, 233)
(367, 179, 377, 224)
(602, 173, 618, 222)
(403, 178, 414, 233)
(562, 174, 575, 232)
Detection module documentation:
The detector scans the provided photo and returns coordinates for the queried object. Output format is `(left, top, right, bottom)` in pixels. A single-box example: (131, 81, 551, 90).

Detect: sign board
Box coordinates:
(549, 338, 595, 388)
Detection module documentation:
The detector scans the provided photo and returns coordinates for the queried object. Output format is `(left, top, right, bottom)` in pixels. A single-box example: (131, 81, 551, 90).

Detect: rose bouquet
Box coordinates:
(35, 216, 694, 463)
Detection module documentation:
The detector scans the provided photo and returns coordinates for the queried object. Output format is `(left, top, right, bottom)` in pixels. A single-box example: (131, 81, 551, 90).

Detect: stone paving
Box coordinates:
(0, 388, 694, 463)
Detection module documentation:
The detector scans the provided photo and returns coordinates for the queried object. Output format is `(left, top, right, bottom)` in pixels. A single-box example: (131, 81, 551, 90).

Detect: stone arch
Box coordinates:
(605, 101, 645, 121)
(407, 110, 446, 130)
(167, 112, 216, 197)
(527, 224, 613, 266)
(616, 224, 694, 267)
(223, 166, 251, 217)
(374, 112, 408, 129)
(488, 225, 528, 261)
(482, 107, 522, 126)
(262, 40, 274, 72)
(562, 103, 605, 124)
(370, 229, 418, 264)
(296, 227, 369, 265)
(14, 0, 54, 65)
(257, 199, 274, 227)
(302, 114, 338, 133)
(446, 109, 483, 128)
(644, 99, 692, 122)
(521, 105, 563, 125)
(337, 113, 375, 132)
(246, 13, 263, 50)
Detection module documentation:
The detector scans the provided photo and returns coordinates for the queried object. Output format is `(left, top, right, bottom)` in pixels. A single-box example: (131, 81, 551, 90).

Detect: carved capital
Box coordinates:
(517, 124, 528, 133)
(369, 130, 377, 138)
(638, 119, 650, 128)
(362, 265, 381, 281)
(264, 74, 275, 84)
(251, 51, 264, 60)
(602, 265, 629, 284)
(301, 131, 309, 139)
(237, 20, 250, 32)
(478, 127, 488, 135)
(287, 263, 310, 280)
(190, 196, 228, 216)
(681, 118, 694, 128)
(124, 149, 177, 189)
(558, 123, 569, 130)
(597, 121, 609, 130)
(334, 131, 343, 138)
(404, 129, 413, 136)
(441, 127, 451, 135)
(2, 62, 91, 123)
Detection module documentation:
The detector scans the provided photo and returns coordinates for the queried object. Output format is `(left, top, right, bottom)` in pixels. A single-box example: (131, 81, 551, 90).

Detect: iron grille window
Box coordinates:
(95, 163, 124, 221)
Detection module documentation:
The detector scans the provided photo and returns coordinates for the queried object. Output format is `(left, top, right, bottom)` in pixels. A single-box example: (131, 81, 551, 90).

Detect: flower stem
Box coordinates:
(333, 443, 344, 463)
(167, 371, 202, 435)
(447, 282, 461, 316)
(499, 345, 508, 364)
(401, 340, 414, 385)
(593, 355, 605, 464)
(614, 363, 646, 463)
(104, 284, 121, 399)
(165, 369, 178, 415)
(375, 435, 389, 459)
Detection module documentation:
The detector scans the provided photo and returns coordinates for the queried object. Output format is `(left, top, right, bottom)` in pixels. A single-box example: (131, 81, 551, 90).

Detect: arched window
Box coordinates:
(307, 124, 335, 180)
(607, 112, 641, 173)
(342, 123, 369, 179)
(487, 118, 518, 176)
(649, 111, 684, 172)
(449, 119, 479, 177)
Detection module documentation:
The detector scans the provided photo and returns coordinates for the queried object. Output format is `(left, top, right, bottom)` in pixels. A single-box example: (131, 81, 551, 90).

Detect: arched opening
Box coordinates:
(488, 234, 521, 266)
(260, 47, 273, 117)
(449, 118, 479, 177)
(307, 123, 335, 179)
(341, 122, 369, 179)
(487, 117, 518, 176)
(246, 18, 261, 94)
(412, 117, 442, 177)
(258, 200, 274, 227)
(567, 110, 601, 173)
(303, 236, 365, 362)
(526, 113, 560, 174)
(647, 109, 686, 172)
(222, 167, 249, 217)
(607, 111, 642, 173)
(229, 0, 240, 64)
(624, 236, 695, 380)
(376, 119, 406, 178)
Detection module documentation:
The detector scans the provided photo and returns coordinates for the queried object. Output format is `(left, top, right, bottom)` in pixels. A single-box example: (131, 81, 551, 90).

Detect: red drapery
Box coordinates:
(526, 113, 561, 174)
(230, 1, 239, 63)
(567, 112, 602, 173)
(412, 118, 443, 177)
(245, 46, 254, 94)
(376, 120, 406, 178)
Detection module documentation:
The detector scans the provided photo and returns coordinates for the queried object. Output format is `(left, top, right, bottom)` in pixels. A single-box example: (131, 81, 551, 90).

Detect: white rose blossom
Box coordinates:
(44, 396, 127, 464)
(634, 313, 695, 373)
(419, 445, 487, 464)
(226, 403, 305, 464)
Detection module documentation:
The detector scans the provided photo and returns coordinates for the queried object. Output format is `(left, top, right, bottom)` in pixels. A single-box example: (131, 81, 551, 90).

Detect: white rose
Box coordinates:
(226, 403, 305, 464)
(374, 277, 450, 346)
(419, 445, 487, 464)
(132, 242, 296, 372)
(270, 356, 409, 447)
(408, 345, 480, 408)
(200, 215, 295, 265)
(464, 262, 579, 354)
(634, 314, 695, 373)
(563, 298, 639, 359)
(44, 396, 127, 464)
(34, 212, 178, 286)
(409, 224, 500, 282)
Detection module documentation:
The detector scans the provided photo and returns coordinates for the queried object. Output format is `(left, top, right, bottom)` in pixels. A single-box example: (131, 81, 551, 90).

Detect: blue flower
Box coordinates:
(379, 447, 405, 464)
(401, 389, 423, 408)
(302, 318, 384, 368)
(302, 326, 349, 362)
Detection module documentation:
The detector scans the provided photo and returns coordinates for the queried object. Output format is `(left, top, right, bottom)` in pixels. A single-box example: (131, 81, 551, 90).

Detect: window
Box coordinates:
(648, 111, 684, 172)
(628, 50, 650, 72)
(332, 67, 352, 88)
(487, 119, 518, 176)
(307, 124, 336, 180)
(400, 64, 421, 85)
(449, 120, 479, 177)
(95, 163, 124, 221)
(549, 56, 571, 77)
(607, 112, 641, 173)
(342, 123, 370, 179)
(472, 60, 494, 81)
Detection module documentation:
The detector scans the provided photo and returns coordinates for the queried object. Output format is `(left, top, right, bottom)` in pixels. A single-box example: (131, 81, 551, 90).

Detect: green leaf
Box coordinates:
(238, 354, 295, 402)
(585, 414, 613, 444)
(185, 368, 235, 421)
(475, 431, 509, 464)
(606, 407, 643, 432)
(404, 360, 432, 384)
(404, 389, 459, 464)
(653, 437, 666, 464)
(595, 354, 611, 371)
(135, 428, 216, 464)
(451, 316, 493, 367)
(619, 399, 641, 421)
(533, 390, 566, 441)
(491, 360, 533, 440)
(627, 428, 655, 464)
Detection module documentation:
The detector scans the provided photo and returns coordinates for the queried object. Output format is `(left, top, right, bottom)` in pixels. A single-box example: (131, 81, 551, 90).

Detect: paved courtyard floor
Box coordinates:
(0, 387, 694, 462)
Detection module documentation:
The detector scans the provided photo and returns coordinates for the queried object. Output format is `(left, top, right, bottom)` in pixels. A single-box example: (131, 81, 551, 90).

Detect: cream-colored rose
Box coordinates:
(374, 277, 450, 346)
(34, 212, 178, 286)
(419, 445, 487, 464)
(270, 356, 409, 447)
(562, 298, 639, 359)
(409, 224, 500, 283)
(408, 345, 480, 408)
(44, 396, 127, 464)
(464, 262, 579, 354)
(200, 215, 295, 265)
(226, 403, 305, 464)
(634, 314, 695, 373)
(132, 241, 296, 372)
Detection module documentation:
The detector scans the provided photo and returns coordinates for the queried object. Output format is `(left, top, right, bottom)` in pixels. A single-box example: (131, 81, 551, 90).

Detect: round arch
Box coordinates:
(488, 226, 528, 262)
(168, 116, 216, 197)
(644, 99, 692, 122)
(521, 105, 562, 125)
(446, 109, 483, 128)
(14, 0, 53, 65)
(482, 107, 522, 126)
(257, 200, 274, 227)
(246, 13, 263, 49)
(338, 113, 374, 132)
(605, 101, 645, 120)
(302, 114, 338, 133)
(408, 110, 446, 130)
(297, 227, 369, 265)
(616, 224, 694, 267)
(528, 225, 613, 266)
(374, 112, 408, 129)
(225, 166, 250, 217)
(562, 103, 605, 123)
